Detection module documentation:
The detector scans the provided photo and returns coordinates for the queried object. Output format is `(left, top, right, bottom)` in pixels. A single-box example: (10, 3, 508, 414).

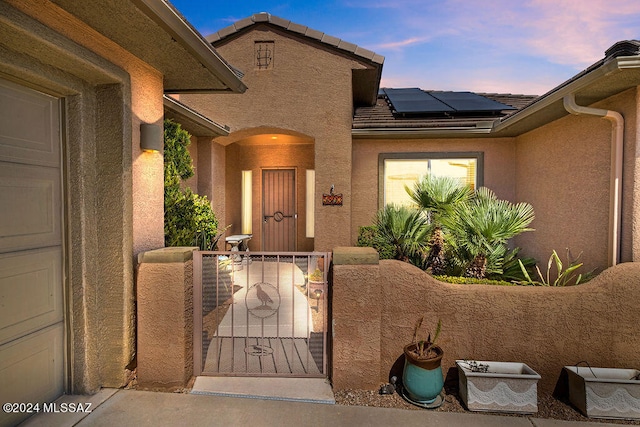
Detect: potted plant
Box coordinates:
(402, 317, 444, 407)
(307, 268, 325, 293)
(565, 364, 640, 420)
(456, 359, 541, 414)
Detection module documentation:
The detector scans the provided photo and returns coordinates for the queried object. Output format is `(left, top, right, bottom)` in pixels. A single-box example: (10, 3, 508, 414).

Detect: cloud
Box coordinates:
(362, 0, 640, 69)
(518, 0, 640, 67)
(375, 37, 431, 50)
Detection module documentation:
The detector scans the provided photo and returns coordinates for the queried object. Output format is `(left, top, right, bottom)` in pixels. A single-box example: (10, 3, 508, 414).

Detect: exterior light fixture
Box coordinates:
(140, 123, 163, 153)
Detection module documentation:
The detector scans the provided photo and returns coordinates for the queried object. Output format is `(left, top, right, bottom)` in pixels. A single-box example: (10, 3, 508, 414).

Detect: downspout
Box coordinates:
(563, 94, 624, 266)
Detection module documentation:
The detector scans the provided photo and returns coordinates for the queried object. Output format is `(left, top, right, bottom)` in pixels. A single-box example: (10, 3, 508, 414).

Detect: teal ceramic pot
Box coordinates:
(402, 344, 444, 404)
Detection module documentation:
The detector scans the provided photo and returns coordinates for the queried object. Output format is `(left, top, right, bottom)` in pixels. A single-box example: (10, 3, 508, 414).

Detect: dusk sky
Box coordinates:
(169, 0, 640, 96)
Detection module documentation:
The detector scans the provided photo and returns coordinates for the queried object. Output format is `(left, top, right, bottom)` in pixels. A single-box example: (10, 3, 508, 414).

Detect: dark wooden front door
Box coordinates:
(262, 169, 296, 251)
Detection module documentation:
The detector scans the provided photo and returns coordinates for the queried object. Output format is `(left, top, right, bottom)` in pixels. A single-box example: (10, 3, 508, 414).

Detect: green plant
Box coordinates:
(309, 268, 323, 282)
(407, 175, 472, 224)
(164, 119, 220, 250)
(518, 249, 595, 286)
(410, 316, 442, 359)
(374, 204, 431, 264)
(433, 275, 516, 286)
(402, 176, 536, 280)
(365, 177, 536, 282)
(356, 225, 396, 259)
(407, 175, 472, 274)
(443, 187, 535, 279)
(487, 247, 537, 282)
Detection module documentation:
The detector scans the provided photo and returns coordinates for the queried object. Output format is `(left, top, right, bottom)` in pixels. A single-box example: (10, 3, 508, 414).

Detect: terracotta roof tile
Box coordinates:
(209, 12, 384, 65)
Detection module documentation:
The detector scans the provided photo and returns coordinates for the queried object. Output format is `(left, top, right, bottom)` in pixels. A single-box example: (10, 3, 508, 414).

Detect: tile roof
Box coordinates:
(353, 90, 538, 131)
(206, 12, 384, 66)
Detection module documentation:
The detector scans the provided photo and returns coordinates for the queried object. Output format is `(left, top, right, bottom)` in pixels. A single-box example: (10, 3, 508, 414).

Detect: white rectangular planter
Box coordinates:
(456, 360, 541, 414)
(565, 366, 640, 420)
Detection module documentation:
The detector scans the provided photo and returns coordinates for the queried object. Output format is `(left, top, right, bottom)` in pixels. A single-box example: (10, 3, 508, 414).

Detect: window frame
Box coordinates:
(378, 152, 484, 209)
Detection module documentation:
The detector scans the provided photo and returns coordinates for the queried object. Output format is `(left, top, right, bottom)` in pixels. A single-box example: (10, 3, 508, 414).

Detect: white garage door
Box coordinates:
(0, 78, 64, 427)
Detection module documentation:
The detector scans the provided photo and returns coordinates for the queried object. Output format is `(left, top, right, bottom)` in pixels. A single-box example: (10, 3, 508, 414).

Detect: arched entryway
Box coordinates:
(208, 128, 315, 252)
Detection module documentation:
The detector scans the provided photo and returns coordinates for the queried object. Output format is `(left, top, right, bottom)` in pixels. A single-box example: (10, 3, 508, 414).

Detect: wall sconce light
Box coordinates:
(140, 123, 163, 153)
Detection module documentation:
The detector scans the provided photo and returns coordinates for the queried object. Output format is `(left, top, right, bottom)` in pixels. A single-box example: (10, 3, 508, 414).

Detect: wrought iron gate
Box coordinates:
(194, 251, 330, 377)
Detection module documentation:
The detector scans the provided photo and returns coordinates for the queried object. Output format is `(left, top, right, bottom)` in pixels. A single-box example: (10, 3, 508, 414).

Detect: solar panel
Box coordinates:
(383, 88, 454, 114)
(383, 88, 516, 115)
(430, 91, 516, 113)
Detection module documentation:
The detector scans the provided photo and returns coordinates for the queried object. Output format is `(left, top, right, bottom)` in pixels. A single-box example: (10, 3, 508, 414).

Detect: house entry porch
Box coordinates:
(193, 252, 330, 378)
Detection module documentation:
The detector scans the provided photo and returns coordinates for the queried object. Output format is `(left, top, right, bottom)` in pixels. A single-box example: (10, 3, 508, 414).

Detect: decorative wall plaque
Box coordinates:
(322, 185, 343, 206)
(322, 193, 343, 205)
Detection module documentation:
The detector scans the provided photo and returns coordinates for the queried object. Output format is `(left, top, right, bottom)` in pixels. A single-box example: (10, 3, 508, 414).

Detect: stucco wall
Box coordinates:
(180, 26, 374, 251)
(626, 87, 640, 262)
(196, 138, 227, 234)
(137, 248, 195, 390)
(514, 88, 639, 273)
(332, 251, 640, 394)
(599, 88, 639, 263)
(351, 137, 516, 244)
(4, 0, 164, 392)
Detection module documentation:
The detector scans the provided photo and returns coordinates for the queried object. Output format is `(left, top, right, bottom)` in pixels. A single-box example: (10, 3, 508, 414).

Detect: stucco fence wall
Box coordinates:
(332, 247, 640, 394)
(136, 246, 640, 395)
(137, 247, 195, 390)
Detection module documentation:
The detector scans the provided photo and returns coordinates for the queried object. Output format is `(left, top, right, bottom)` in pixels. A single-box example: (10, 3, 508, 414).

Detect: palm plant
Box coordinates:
(489, 247, 537, 282)
(407, 175, 473, 223)
(374, 204, 431, 264)
(444, 188, 535, 279)
(407, 175, 472, 273)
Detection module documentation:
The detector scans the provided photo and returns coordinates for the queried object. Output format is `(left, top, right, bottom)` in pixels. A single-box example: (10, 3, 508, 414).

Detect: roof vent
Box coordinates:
(605, 40, 640, 59)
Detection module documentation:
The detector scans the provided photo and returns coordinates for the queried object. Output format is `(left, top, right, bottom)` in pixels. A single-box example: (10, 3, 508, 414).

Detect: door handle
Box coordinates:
(263, 210, 294, 223)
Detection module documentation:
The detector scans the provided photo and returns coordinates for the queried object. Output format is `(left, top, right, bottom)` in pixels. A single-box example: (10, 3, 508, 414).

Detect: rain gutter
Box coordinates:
(493, 55, 640, 133)
(352, 122, 494, 138)
(563, 94, 624, 267)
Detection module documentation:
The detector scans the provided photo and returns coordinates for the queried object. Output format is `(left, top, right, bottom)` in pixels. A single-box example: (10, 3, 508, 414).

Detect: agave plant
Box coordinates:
(518, 249, 594, 286)
(374, 204, 432, 263)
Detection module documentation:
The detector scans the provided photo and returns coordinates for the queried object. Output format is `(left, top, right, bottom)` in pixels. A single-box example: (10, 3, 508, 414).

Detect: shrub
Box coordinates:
(373, 204, 431, 264)
(164, 119, 220, 250)
(356, 225, 396, 259)
(442, 187, 535, 279)
(360, 176, 537, 283)
(433, 275, 516, 286)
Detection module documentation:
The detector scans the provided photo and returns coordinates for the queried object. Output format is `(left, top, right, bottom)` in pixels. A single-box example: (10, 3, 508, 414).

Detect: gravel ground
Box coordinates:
(334, 384, 640, 425)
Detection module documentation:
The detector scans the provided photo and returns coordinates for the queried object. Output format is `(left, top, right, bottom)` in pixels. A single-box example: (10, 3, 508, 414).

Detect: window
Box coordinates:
(379, 152, 483, 207)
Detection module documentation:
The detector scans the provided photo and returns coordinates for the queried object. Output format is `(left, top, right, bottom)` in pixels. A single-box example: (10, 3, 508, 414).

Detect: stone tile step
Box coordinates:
(190, 376, 335, 404)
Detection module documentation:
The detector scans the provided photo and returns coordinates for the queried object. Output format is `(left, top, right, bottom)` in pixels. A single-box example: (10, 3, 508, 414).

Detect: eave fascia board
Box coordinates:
(352, 126, 494, 139)
(493, 57, 637, 133)
(132, 0, 247, 94)
(163, 95, 230, 136)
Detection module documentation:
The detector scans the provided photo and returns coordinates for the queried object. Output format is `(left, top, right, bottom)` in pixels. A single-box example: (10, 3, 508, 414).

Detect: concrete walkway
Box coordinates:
(19, 388, 626, 427)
